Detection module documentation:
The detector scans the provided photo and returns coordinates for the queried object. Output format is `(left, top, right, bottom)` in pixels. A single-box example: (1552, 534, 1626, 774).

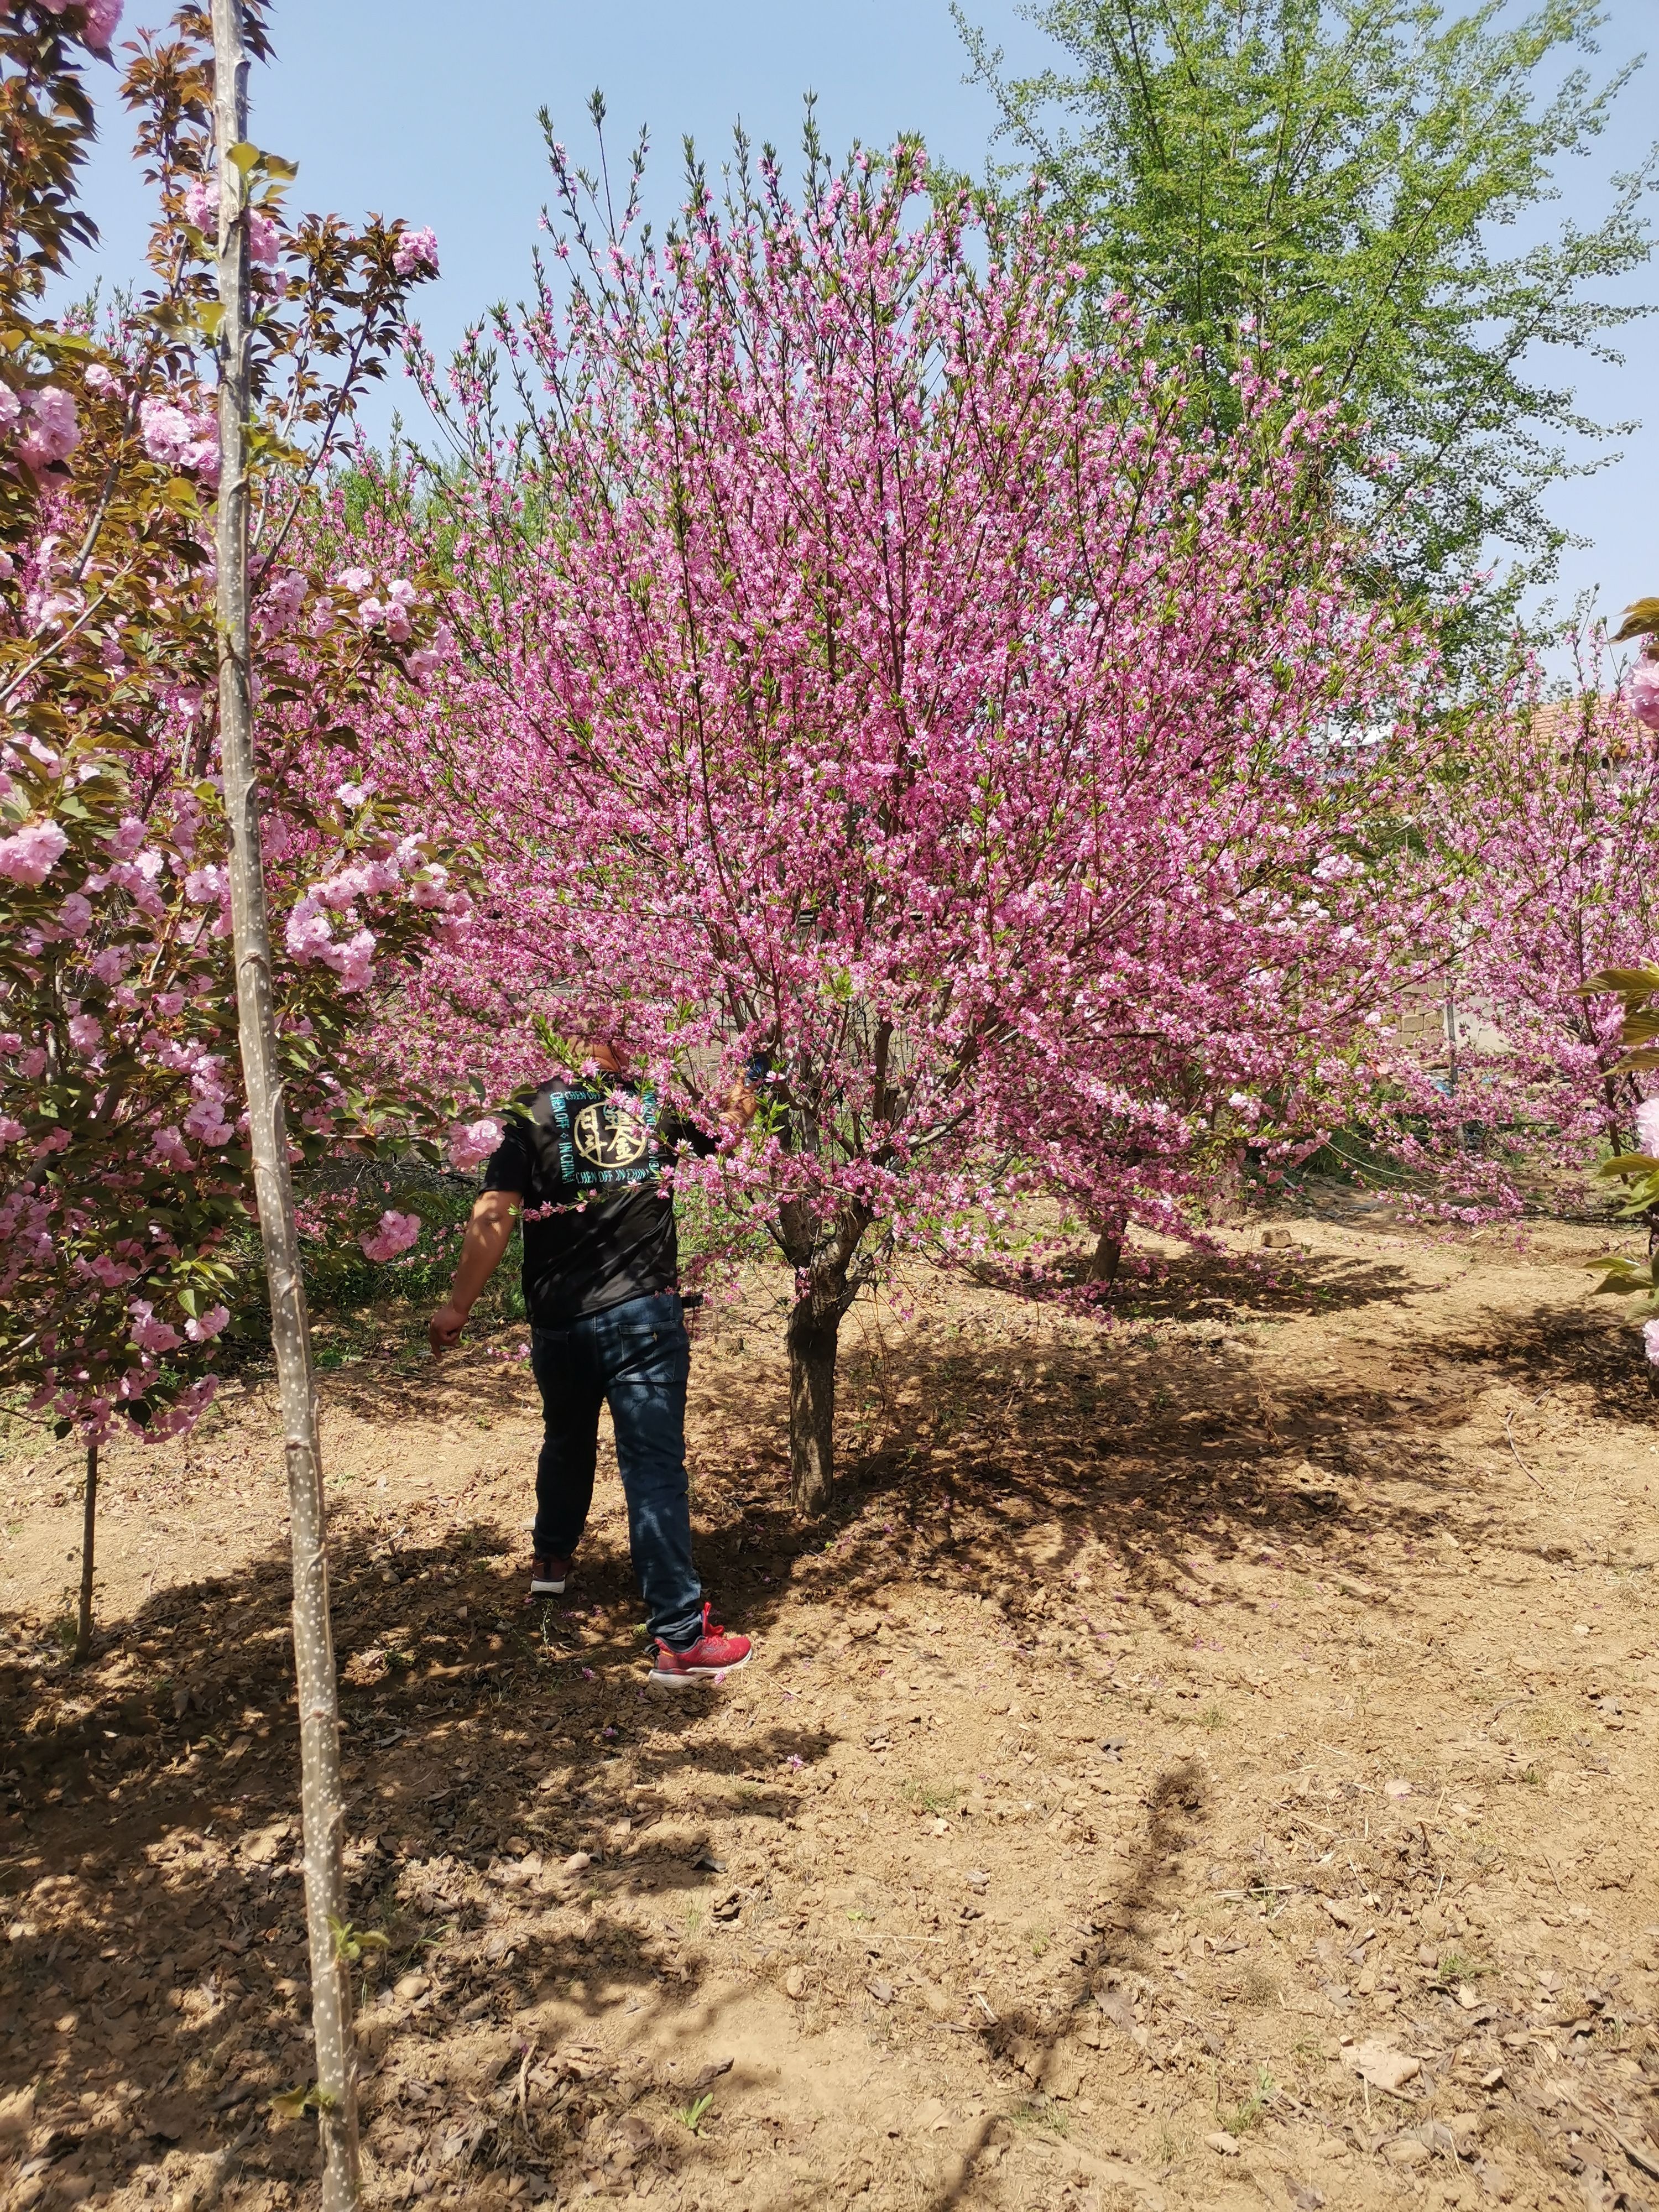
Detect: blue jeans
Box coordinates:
(529, 1292, 703, 1648)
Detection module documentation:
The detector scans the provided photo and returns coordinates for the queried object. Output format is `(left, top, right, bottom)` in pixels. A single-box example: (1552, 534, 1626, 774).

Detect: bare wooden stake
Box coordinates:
(74, 1441, 97, 1662)
(210, 3, 359, 2201)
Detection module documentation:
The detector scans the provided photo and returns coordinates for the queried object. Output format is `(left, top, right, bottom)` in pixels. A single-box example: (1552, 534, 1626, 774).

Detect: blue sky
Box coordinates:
(69, 0, 1657, 632)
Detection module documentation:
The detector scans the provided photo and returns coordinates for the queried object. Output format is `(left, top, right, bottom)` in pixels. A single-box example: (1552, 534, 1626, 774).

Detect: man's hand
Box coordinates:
(427, 1191, 521, 1360)
(429, 1301, 471, 1359)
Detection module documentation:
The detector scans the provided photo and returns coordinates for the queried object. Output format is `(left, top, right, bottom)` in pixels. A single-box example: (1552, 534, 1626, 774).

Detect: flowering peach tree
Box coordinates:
(367, 124, 1443, 1509)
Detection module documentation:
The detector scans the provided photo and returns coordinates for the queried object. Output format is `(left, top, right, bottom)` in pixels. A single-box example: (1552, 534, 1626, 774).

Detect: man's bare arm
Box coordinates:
(429, 1189, 521, 1358)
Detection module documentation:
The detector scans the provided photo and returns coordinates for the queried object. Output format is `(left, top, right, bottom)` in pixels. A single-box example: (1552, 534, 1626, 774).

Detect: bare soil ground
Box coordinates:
(5, 1196, 1659, 2212)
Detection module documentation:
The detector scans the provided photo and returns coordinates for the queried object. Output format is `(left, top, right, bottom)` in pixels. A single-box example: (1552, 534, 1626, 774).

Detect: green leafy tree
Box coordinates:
(956, 0, 1657, 643)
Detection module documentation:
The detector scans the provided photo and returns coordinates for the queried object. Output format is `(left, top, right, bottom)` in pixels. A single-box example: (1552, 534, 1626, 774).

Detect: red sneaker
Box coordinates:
(648, 1604, 752, 1689)
(526, 1553, 571, 1603)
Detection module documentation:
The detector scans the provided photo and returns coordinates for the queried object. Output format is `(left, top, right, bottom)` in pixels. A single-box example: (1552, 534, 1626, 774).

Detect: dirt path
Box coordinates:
(4, 1206, 1659, 2212)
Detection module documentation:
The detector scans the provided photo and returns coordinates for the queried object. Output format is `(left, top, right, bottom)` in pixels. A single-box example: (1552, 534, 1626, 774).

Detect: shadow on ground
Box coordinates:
(0, 1255, 1633, 2205)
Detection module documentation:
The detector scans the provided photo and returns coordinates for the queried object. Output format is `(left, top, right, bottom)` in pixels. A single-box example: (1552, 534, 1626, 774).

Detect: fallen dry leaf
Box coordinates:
(1343, 2039, 1421, 2094)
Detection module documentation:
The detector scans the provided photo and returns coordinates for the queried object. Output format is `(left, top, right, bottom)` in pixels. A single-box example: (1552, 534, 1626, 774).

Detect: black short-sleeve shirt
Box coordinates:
(482, 1079, 713, 1326)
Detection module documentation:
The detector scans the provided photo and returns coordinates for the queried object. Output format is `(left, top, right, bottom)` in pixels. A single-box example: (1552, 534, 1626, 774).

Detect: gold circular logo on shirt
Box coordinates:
(572, 1101, 650, 1170)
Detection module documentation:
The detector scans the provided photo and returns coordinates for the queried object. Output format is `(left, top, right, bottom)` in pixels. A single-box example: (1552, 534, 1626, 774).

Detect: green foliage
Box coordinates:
(956, 0, 1657, 645)
(1222, 2064, 1277, 2135)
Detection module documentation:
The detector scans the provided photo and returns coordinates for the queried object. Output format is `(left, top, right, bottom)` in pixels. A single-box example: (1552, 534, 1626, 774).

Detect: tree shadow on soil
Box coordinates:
(0, 1267, 1629, 2205)
(1433, 1299, 1655, 1428)
(931, 1757, 1214, 2209)
(0, 1515, 832, 2205)
(966, 1239, 1423, 1327)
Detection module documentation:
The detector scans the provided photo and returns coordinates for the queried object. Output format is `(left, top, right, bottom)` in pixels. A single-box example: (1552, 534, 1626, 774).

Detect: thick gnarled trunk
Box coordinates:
(787, 1293, 842, 1516)
(1088, 1217, 1125, 1288)
(778, 1200, 869, 1517)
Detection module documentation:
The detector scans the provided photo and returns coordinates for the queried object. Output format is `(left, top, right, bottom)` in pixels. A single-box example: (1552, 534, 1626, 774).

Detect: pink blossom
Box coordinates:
(182, 1095, 233, 1144)
(247, 208, 281, 266)
(183, 176, 217, 233)
(357, 596, 385, 632)
(1631, 661, 1659, 734)
(336, 566, 374, 594)
(139, 397, 194, 465)
(1636, 1098, 1659, 1157)
(450, 1117, 503, 1170)
(16, 387, 80, 469)
(1645, 1318, 1659, 1367)
(85, 1254, 137, 1288)
(0, 820, 68, 886)
(66, 1013, 102, 1050)
(128, 1300, 182, 1355)
(148, 1126, 192, 1171)
(285, 896, 334, 962)
(89, 944, 128, 983)
(359, 1208, 421, 1262)
(0, 387, 19, 436)
(393, 227, 440, 278)
(184, 864, 227, 904)
(336, 781, 368, 807)
(324, 927, 377, 991)
(138, 396, 215, 476)
(261, 570, 307, 632)
(185, 1304, 230, 1344)
(82, 0, 122, 46)
(0, 1117, 24, 1145)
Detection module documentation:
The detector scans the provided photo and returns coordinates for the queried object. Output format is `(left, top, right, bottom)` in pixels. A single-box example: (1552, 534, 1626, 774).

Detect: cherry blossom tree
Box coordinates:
(0, 2, 463, 1483)
(0, 5, 465, 2194)
(372, 122, 1438, 1511)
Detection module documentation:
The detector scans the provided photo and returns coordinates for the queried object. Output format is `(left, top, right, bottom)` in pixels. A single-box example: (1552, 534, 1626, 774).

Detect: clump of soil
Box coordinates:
(3, 1204, 1658, 2211)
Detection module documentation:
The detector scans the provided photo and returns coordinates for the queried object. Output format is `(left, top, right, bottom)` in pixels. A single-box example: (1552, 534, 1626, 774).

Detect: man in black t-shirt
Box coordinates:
(428, 1041, 752, 1688)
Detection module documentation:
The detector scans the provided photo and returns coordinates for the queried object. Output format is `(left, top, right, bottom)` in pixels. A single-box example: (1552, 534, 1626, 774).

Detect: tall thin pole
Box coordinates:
(74, 1442, 97, 1662)
(210, 5, 359, 2202)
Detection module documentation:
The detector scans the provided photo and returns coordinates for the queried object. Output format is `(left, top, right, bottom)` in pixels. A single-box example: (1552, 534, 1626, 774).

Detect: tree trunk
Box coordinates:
(787, 1295, 841, 1516)
(211, 8, 359, 2205)
(1087, 1217, 1125, 1287)
(74, 1442, 97, 1662)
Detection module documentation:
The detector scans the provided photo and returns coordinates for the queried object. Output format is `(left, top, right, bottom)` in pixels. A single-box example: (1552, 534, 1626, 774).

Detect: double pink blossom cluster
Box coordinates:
(358, 1208, 421, 1262)
(1629, 661, 1659, 733)
(139, 393, 218, 481)
(392, 227, 439, 279)
(180, 173, 281, 267)
(35, 0, 124, 48)
(284, 833, 471, 993)
(0, 384, 82, 473)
